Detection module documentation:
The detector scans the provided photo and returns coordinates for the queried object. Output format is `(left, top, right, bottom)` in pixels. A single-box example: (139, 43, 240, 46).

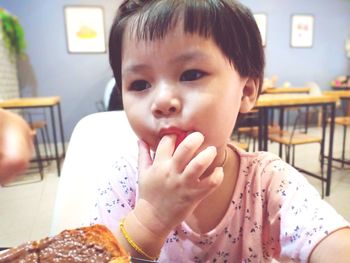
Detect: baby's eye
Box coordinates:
(129, 80, 151, 91)
(180, 69, 206, 82)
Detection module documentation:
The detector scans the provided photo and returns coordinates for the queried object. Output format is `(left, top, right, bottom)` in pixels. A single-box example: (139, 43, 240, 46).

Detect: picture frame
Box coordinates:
(64, 6, 106, 53)
(253, 13, 267, 46)
(290, 14, 314, 48)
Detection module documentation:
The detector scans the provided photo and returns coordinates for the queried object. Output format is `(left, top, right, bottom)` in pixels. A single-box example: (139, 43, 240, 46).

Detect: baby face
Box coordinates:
(121, 22, 248, 153)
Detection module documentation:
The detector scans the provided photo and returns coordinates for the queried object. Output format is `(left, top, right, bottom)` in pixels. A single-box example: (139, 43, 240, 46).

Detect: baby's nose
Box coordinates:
(151, 86, 181, 117)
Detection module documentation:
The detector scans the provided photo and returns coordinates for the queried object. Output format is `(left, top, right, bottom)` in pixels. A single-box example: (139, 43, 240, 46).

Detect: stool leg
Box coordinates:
(33, 133, 44, 180)
(44, 125, 52, 161)
(40, 128, 49, 166)
(320, 164, 325, 198)
(341, 125, 347, 168)
(318, 142, 325, 198)
(285, 145, 290, 163)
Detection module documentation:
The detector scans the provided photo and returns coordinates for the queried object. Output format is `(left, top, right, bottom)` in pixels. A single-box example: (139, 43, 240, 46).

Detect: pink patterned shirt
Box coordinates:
(90, 144, 349, 262)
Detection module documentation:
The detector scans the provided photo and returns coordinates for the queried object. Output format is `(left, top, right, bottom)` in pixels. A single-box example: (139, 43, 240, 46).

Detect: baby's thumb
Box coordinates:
(137, 140, 152, 172)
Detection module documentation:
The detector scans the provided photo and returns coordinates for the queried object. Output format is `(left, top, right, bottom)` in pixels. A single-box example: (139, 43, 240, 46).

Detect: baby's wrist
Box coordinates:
(133, 199, 172, 239)
(121, 211, 165, 260)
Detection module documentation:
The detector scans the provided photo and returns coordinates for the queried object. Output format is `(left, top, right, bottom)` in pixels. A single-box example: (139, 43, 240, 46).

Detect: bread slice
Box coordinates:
(0, 224, 130, 262)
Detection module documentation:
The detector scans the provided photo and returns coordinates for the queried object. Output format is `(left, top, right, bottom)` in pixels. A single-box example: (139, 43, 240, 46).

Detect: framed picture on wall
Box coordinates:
(64, 6, 106, 53)
(253, 13, 267, 46)
(290, 14, 314, 48)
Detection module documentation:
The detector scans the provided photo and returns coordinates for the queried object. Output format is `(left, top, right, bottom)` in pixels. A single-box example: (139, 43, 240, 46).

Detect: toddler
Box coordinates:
(91, 0, 350, 262)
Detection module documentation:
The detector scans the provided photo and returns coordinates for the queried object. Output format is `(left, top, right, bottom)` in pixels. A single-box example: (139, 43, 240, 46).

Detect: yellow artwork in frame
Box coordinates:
(64, 6, 106, 53)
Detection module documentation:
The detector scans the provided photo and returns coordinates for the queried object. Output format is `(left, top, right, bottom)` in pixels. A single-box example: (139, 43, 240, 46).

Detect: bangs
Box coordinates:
(110, 0, 264, 93)
(124, 0, 251, 70)
(127, 0, 221, 41)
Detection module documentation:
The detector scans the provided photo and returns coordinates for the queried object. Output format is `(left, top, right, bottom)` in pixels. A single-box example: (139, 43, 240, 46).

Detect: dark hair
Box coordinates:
(108, 84, 123, 111)
(109, 0, 265, 95)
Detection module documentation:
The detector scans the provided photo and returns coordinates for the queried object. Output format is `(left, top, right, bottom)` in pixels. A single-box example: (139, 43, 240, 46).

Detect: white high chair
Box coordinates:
(50, 111, 138, 235)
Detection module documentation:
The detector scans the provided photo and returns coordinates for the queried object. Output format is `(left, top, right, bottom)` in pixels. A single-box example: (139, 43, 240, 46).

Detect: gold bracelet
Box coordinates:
(119, 218, 159, 261)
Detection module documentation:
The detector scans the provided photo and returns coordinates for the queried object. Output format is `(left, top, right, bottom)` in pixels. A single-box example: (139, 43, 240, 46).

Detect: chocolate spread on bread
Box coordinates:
(0, 225, 130, 262)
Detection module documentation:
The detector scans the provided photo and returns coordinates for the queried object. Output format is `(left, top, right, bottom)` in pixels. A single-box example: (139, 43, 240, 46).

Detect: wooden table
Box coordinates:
(263, 87, 311, 94)
(323, 90, 350, 99)
(256, 93, 337, 107)
(0, 97, 65, 175)
(254, 93, 338, 196)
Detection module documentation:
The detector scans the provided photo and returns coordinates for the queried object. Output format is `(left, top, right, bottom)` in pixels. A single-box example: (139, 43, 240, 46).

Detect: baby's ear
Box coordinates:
(239, 78, 259, 113)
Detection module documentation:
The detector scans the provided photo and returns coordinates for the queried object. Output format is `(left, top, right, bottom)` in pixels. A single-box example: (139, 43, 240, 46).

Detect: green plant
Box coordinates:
(0, 8, 26, 58)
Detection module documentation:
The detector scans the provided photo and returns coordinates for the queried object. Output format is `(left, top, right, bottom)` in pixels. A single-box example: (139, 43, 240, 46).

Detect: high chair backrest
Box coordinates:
(50, 111, 138, 235)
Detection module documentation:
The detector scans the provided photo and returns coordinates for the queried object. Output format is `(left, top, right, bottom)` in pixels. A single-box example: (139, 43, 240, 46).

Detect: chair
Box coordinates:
(268, 109, 324, 196)
(268, 108, 322, 165)
(50, 111, 138, 235)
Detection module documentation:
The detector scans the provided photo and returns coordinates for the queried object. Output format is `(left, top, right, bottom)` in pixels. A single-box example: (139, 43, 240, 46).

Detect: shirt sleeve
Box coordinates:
(264, 158, 350, 263)
(89, 153, 139, 235)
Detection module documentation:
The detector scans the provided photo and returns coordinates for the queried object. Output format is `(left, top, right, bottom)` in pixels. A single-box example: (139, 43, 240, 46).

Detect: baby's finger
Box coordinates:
(182, 145, 217, 184)
(138, 140, 153, 172)
(172, 132, 204, 172)
(153, 134, 176, 163)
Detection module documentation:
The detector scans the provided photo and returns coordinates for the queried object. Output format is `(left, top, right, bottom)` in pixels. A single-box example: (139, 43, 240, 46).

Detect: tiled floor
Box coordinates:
(0, 125, 349, 249)
(0, 163, 59, 247)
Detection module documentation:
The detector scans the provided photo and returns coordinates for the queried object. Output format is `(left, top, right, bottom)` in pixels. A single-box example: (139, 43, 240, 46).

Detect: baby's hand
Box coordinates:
(134, 132, 224, 238)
